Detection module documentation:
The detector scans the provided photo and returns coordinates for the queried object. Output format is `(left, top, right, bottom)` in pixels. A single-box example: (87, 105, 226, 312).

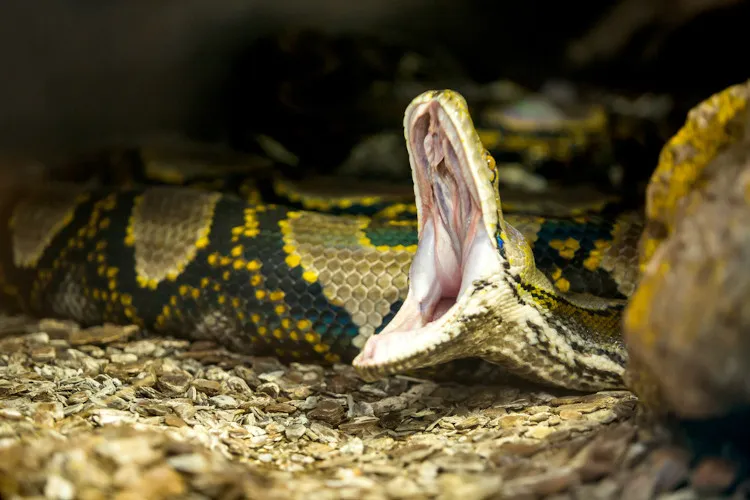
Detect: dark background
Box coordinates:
(0, 0, 747, 157)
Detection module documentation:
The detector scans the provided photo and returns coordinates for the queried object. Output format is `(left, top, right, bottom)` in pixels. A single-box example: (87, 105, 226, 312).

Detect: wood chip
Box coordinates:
(0, 317, 745, 498)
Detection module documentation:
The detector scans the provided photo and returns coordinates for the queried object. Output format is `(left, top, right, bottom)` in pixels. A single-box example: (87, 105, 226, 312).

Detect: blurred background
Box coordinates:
(0, 0, 747, 158)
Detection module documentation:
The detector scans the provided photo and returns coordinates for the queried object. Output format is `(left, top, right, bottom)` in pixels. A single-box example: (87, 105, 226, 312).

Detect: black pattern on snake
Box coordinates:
(1, 82, 748, 405)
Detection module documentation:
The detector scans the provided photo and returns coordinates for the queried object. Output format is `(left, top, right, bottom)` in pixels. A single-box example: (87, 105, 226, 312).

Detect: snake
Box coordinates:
(0, 81, 748, 416)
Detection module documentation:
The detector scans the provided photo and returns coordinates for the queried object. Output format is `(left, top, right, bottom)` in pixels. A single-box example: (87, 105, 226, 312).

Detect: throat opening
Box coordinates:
(408, 106, 487, 324)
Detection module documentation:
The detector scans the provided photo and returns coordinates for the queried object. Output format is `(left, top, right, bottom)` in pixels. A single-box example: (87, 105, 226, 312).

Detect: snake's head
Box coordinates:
(353, 90, 522, 380)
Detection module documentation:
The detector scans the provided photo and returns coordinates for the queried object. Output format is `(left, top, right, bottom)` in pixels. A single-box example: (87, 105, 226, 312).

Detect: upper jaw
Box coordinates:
(352, 90, 504, 379)
(404, 91, 501, 241)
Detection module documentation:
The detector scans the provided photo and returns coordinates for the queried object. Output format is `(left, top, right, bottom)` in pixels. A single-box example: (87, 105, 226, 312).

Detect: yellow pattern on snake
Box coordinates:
(0, 82, 748, 404)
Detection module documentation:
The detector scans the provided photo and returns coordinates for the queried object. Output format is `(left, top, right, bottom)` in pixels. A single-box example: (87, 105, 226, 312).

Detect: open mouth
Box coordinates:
(352, 91, 503, 376)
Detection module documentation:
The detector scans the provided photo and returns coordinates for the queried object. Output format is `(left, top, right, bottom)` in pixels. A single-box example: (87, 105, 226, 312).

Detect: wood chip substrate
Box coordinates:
(0, 317, 746, 499)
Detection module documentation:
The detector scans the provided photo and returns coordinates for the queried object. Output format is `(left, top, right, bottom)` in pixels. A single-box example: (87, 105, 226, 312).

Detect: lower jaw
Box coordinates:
(352, 217, 494, 378)
(352, 301, 469, 381)
(353, 346, 451, 382)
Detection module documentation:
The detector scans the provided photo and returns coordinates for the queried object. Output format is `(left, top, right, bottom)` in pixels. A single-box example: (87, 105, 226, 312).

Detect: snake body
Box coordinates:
(1, 82, 748, 412)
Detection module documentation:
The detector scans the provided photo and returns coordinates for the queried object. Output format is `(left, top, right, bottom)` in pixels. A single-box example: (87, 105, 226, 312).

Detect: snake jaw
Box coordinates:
(352, 90, 505, 379)
(353, 90, 627, 391)
(405, 90, 502, 242)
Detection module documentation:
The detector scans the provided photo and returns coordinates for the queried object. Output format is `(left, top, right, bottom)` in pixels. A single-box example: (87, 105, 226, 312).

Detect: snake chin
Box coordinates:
(352, 92, 504, 378)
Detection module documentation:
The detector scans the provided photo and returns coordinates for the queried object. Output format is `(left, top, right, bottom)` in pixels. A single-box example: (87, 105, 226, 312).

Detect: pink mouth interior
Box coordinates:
(356, 101, 498, 366)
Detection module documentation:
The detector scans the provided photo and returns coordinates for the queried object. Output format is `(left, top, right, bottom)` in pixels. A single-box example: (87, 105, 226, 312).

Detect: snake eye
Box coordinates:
(484, 150, 497, 181)
(483, 150, 496, 169)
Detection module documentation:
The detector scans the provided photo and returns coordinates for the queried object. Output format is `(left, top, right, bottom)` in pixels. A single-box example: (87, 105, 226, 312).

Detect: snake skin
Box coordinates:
(0, 182, 638, 360)
(623, 80, 750, 418)
(0, 82, 748, 406)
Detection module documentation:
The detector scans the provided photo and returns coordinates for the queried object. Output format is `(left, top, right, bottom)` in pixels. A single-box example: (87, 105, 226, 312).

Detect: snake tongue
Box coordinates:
(353, 91, 502, 374)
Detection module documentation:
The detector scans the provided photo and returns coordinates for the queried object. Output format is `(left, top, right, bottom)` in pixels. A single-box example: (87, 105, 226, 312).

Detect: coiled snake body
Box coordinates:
(1, 82, 749, 417)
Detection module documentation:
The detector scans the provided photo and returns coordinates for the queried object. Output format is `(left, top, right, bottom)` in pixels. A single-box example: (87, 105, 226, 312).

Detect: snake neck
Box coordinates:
(353, 90, 628, 391)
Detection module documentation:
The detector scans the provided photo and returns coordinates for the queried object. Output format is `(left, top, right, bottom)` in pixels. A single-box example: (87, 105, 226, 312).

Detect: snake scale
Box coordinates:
(1, 80, 749, 417)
